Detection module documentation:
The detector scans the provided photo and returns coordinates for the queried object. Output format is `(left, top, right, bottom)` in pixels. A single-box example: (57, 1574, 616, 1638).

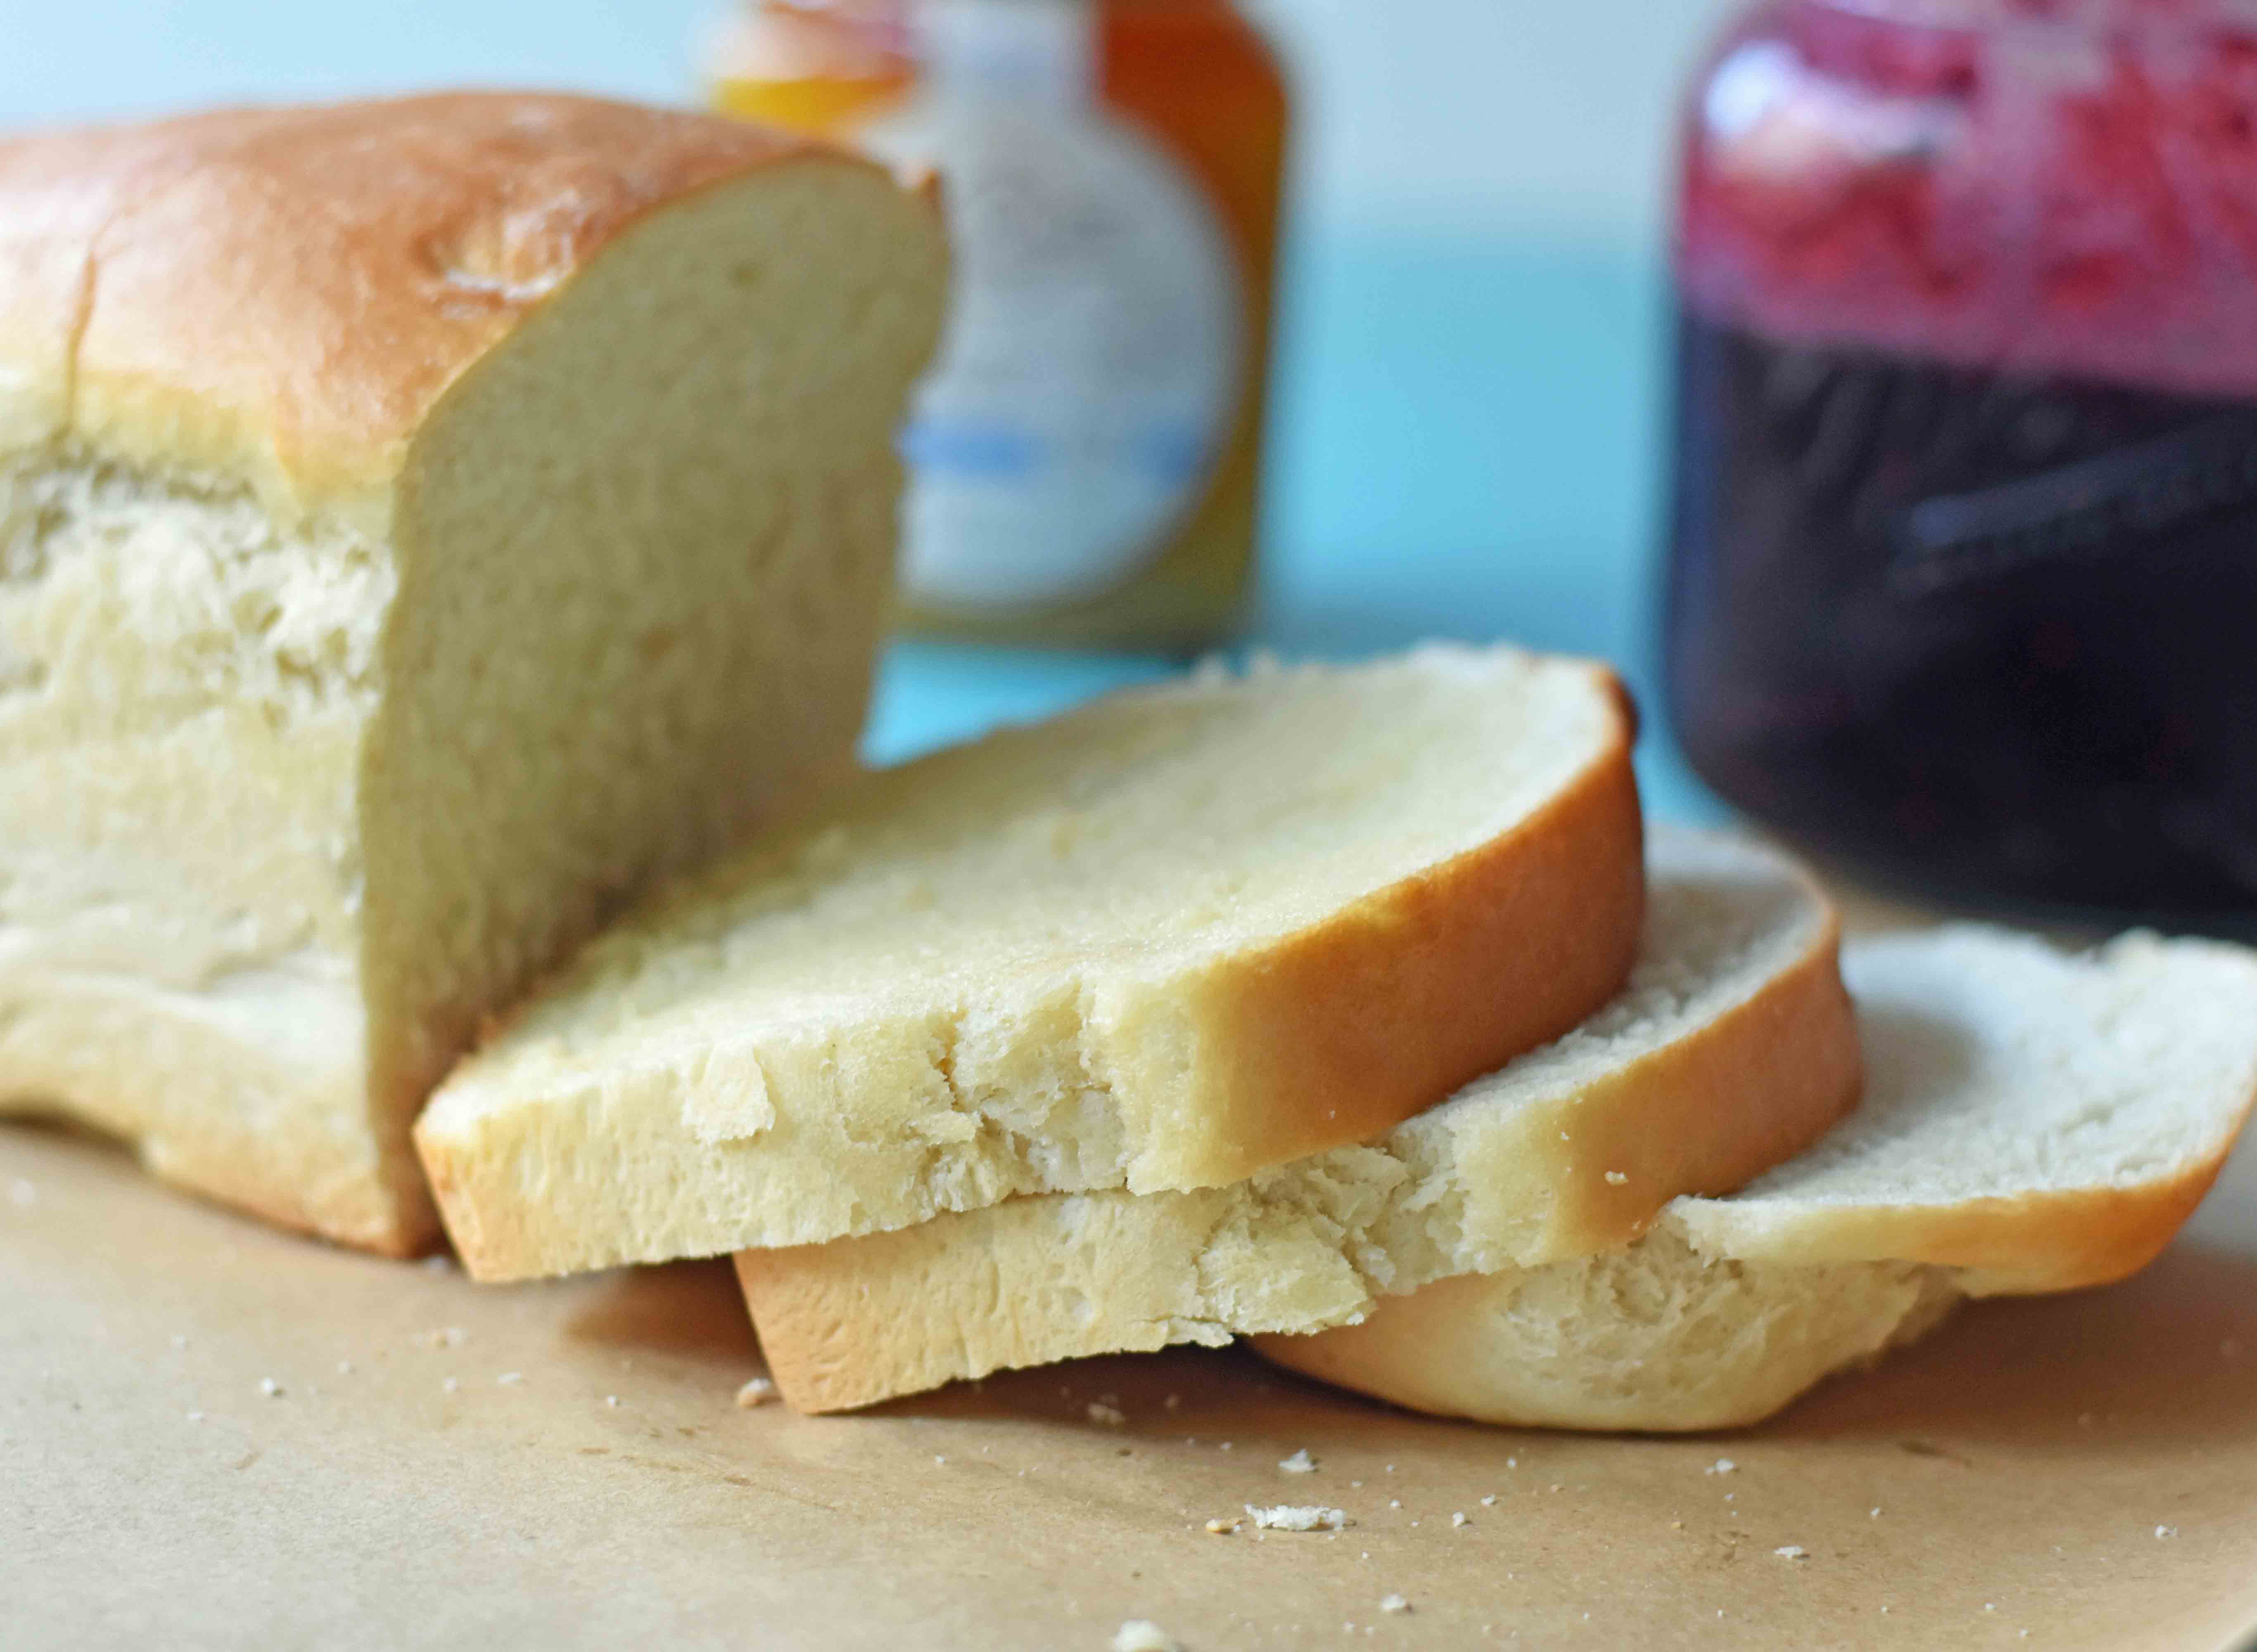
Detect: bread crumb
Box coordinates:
(1775, 1545, 1808, 1561)
(934, 1456, 946, 1467)
(1245, 1504, 1348, 1532)
(1706, 1458, 1736, 1475)
(605, 1396, 620, 1408)
(1870, 1507, 1882, 1519)
(1204, 1518, 1239, 1535)
(441, 1377, 459, 1395)
(337, 1360, 354, 1377)
(1480, 1495, 1496, 1506)
(1279, 1449, 1317, 1474)
(1452, 1512, 1469, 1528)
(2156, 1525, 2178, 1540)
(1984, 1603, 1996, 1612)
(1111, 1619, 1181, 1652)
(1088, 1402, 1127, 1427)
(259, 1378, 282, 1398)
(1219, 1441, 1232, 1451)
(1506, 1457, 1517, 1468)
(1388, 1500, 1401, 1510)
(1603, 1171, 1628, 1186)
(735, 1377, 778, 1409)
(1379, 1595, 1411, 1616)
(497, 1372, 524, 1386)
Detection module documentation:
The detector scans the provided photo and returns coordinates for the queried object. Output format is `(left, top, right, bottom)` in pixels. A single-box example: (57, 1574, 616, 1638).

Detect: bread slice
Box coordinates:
(0, 95, 948, 1253)
(416, 646, 1646, 1281)
(1258, 926, 2257, 1431)
(734, 829, 1860, 1412)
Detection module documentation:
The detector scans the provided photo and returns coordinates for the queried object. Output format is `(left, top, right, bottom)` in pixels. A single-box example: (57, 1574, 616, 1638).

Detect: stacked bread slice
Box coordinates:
(415, 643, 2257, 1430)
(414, 646, 1648, 1274)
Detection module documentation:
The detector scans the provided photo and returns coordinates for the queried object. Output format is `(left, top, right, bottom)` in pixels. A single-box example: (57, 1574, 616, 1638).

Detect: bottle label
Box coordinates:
(859, 0, 1244, 610)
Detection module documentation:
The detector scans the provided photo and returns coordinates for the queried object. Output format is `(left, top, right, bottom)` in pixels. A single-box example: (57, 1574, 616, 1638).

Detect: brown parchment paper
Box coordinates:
(8, 912, 2257, 1650)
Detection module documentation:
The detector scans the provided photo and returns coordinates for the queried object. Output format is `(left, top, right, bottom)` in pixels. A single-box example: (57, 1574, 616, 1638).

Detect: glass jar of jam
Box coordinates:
(707, 0, 1289, 651)
(1667, 0, 2257, 928)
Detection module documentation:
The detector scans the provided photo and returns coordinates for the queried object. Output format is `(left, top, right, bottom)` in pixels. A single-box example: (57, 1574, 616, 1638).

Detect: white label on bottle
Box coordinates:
(859, 0, 1244, 610)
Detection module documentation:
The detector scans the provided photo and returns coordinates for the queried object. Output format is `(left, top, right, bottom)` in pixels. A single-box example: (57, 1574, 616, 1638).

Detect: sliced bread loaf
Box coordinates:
(1256, 926, 2257, 1431)
(734, 830, 1859, 1412)
(417, 646, 1645, 1280)
(0, 95, 947, 1252)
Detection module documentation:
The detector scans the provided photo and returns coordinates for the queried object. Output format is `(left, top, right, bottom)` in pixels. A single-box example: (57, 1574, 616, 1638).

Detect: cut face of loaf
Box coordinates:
(416, 645, 1647, 1281)
(1258, 926, 2257, 1431)
(733, 830, 1859, 1412)
(0, 95, 949, 1253)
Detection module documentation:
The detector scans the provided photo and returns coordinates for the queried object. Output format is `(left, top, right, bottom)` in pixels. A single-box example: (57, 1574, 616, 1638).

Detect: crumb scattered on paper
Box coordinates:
(1379, 1594, 1411, 1615)
(1111, 1619, 1181, 1652)
(735, 1377, 777, 1409)
(2157, 1525, 2179, 1540)
(1707, 1459, 1735, 1476)
(442, 1377, 459, 1395)
(1204, 1518, 1239, 1536)
(497, 1372, 523, 1386)
(1245, 1504, 1348, 1532)
(1087, 1402, 1127, 1427)
(1775, 1545, 1809, 1561)
(259, 1378, 282, 1398)
(1279, 1449, 1316, 1474)
(1604, 1171, 1628, 1186)
(1452, 1512, 1469, 1528)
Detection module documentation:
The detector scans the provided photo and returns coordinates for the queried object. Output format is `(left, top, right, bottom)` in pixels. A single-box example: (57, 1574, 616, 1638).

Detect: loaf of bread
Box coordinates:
(734, 830, 1859, 1411)
(1258, 926, 2257, 1430)
(415, 646, 1646, 1280)
(0, 94, 949, 1253)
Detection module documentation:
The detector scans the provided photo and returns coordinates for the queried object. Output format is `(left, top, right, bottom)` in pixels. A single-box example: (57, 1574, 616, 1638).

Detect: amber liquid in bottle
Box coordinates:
(711, 0, 1288, 650)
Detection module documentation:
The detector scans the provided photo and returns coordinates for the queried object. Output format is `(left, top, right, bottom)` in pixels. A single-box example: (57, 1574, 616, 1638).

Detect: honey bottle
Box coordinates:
(707, 0, 1289, 650)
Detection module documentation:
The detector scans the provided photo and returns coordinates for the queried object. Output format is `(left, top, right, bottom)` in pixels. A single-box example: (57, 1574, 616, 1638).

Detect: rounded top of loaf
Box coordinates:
(0, 92, 911, 517)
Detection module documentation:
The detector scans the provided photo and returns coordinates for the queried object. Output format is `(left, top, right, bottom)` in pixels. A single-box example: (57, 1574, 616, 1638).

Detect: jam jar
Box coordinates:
(1667, 0, 2257, 927)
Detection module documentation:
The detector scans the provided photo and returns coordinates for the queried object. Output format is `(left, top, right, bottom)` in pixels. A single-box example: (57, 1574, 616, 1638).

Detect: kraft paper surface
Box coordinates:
(8, 898, 2257, 1650)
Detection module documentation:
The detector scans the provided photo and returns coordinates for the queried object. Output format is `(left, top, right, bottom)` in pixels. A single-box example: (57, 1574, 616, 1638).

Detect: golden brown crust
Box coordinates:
(0, 94, 853, 510)
(1172, 686, 1645, 1188)
(1731, 1154, 2244, 1297)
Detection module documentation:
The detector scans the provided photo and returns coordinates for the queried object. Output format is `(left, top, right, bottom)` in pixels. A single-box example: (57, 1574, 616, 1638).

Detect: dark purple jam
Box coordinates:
(1667, 312, 2257, 926)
